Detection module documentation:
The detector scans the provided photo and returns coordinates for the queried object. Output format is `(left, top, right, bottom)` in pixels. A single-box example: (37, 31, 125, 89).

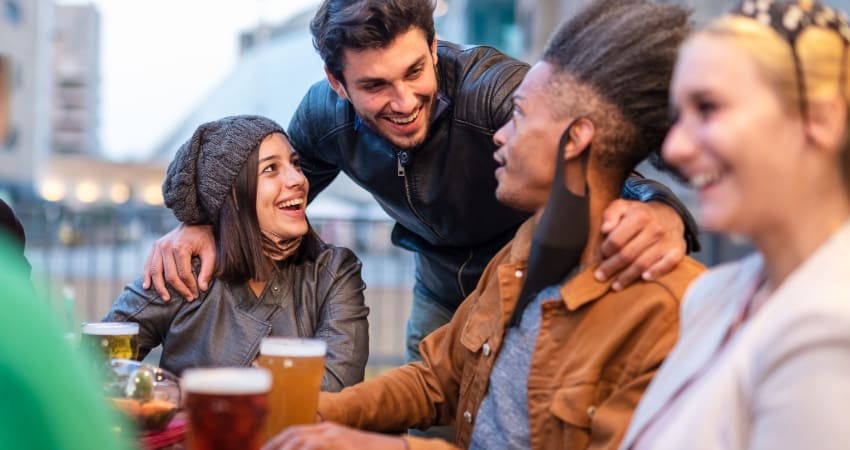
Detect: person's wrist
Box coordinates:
(646, 195, 700, 253)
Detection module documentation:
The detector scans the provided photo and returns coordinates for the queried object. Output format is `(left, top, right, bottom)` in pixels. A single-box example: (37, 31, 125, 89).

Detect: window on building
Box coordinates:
(465, 0, 520, 57)
(4, 0, 21, 24)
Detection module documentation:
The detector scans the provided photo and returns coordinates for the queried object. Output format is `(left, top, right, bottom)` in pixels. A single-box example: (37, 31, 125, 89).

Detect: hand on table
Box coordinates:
(261, 423, 406, 450)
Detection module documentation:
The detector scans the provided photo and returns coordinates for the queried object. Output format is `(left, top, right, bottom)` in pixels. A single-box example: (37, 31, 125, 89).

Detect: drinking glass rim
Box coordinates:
(182, 367, 272, 395)
(259, 337, 327, 357)
(81, 322, 139, 335)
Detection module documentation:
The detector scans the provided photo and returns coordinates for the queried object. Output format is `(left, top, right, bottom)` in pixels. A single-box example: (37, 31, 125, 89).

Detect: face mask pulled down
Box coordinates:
(508, 120, 591, 327)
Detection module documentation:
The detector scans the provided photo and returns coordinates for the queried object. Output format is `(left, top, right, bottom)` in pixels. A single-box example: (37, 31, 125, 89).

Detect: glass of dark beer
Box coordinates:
(182, 367, 272, 450)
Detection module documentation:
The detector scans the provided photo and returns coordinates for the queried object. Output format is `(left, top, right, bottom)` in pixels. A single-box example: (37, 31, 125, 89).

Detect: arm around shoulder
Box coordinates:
(105, 275, 188, 360)
(622, 175, 700, 253)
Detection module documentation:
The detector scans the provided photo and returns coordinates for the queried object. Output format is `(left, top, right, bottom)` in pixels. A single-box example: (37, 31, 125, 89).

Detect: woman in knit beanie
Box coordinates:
(105, 115, 369, 391)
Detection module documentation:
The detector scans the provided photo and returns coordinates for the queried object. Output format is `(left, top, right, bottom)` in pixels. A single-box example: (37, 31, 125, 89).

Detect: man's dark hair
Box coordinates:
(310, 0, 436, 84)
(214, 149, 325, 284)
(542, 0, 691, 187)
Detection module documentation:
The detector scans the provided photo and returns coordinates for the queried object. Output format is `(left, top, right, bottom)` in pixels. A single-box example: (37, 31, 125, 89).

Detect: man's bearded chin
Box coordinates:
(359, 92, 437, 150)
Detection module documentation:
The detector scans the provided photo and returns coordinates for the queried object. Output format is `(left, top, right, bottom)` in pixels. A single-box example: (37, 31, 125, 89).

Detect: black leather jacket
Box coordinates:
(289, 42, 698, 311)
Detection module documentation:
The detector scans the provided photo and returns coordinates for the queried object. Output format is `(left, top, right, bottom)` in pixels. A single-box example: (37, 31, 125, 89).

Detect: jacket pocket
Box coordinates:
(548, 383, 598, 429)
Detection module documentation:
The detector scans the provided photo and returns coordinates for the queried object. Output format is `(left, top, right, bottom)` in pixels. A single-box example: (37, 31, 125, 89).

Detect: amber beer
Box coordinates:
(183, 368, 271, 450)
(81, 322, 139, 362)
(257, 337, 327, 441)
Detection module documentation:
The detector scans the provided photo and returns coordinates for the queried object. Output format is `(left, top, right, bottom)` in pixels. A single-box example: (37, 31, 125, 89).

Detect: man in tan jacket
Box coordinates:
(263, 1, 703, 449)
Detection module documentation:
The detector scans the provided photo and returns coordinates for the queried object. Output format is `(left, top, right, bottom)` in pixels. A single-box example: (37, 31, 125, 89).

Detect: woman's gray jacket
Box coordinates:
(105, 245, 369, 392)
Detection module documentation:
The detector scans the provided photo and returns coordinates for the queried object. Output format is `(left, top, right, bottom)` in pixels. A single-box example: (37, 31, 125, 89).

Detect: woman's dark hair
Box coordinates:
(214, 147, 325, 284)
(310, 0, 436, 84)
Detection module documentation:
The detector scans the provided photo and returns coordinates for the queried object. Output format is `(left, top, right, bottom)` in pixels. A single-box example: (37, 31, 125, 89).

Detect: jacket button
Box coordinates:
(587, 405, 596, 419)
(463, 411, 473, 423)
(482, 342, 491, 357)
(514, 269, 523, 278)
(272, 285, 278, 292)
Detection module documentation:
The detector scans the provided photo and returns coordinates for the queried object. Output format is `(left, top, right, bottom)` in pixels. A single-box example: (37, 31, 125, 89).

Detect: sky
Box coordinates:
(59, 0, 321, 161)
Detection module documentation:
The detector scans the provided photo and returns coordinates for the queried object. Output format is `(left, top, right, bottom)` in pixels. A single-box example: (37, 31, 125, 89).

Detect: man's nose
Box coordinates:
(390, 82, 418, 114)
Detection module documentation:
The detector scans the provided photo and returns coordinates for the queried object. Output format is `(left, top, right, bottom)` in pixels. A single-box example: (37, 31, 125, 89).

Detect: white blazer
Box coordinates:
(620, 222, 850, 450)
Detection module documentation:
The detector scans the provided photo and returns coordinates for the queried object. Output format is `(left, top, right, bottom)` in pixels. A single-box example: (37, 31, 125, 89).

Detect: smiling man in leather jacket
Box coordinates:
(142, 0, 699, 367)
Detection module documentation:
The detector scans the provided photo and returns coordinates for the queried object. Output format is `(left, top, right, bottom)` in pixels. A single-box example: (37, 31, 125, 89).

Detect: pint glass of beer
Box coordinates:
(183, 367, 271, 450)
(257, 337, 327, 441)
(81, 322, 139, 362)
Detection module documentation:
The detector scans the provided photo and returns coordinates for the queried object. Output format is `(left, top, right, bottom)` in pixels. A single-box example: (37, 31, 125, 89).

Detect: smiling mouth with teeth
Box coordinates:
(689, 171, 724, 189)
(386, 106, 421, 125)
(277, 197, 305, 210)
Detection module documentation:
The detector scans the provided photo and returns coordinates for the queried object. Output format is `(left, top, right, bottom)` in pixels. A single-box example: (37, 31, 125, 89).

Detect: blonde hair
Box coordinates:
(693, 14, 850, 189)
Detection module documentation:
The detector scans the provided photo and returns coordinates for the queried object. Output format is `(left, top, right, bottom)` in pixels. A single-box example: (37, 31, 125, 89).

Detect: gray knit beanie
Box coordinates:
(162, 115, 285, 224)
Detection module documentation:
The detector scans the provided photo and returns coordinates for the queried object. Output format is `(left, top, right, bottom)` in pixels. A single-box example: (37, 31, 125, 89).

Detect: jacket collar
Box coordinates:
(558, 265, 616, 311)
(509, 218, 610, 311)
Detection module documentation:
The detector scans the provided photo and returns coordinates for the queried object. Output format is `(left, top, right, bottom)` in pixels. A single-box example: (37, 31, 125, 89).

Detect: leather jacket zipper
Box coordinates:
(396, 150, 448, 242)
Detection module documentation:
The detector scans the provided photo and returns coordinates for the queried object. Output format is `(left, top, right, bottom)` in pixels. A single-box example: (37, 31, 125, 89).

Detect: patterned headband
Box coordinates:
(734, 0, 850, 43)
(731, 0, 850, 120)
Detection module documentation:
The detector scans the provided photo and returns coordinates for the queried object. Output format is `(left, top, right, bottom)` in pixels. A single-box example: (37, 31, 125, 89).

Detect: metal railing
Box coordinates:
(17, 204, 414, 369)
(14, 199, 753, 374)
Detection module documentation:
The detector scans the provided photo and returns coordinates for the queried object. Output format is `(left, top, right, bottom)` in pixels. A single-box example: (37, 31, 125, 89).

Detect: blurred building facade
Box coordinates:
(514, 0, 738, 61)
(51, 3, 100, 156)
(0, 0, 53, 197)
(0, 1, 167, 212)
(443, 0, 850, 61)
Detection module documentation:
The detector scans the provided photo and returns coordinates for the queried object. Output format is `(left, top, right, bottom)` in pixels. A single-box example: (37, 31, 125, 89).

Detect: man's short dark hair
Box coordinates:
(310, 0, 436, 84)
(215, 149, 325, 284)
(542, 0, 691, 187)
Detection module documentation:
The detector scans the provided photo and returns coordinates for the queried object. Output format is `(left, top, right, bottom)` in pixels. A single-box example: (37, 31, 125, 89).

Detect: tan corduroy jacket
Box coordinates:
(319, 219, 705, 449)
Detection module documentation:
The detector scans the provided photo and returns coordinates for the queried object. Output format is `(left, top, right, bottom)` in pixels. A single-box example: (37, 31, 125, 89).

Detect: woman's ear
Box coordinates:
(805, 96, 847, 154)
(563, 118, 596, 162)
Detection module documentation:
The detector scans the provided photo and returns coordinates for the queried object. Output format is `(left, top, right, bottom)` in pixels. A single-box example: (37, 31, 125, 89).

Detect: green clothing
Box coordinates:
(0, 234, 132, 450)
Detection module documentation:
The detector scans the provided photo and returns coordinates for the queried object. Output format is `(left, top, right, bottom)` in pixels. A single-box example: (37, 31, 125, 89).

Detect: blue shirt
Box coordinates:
(469, 282, 564, 450)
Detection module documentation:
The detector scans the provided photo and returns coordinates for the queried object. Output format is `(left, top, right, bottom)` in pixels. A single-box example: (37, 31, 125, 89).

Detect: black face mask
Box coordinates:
(508, 120, 591, 327)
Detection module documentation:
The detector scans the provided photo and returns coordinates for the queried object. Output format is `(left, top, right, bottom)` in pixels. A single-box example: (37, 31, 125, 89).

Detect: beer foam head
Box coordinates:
(260, 337, 327, 357)
(182, 368, 272, 395)
(81, 322, 139, 336)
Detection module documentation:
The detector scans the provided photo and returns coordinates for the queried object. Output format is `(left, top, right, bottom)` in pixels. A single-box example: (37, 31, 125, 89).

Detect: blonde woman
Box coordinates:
(621, 1, 850, 449)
